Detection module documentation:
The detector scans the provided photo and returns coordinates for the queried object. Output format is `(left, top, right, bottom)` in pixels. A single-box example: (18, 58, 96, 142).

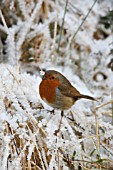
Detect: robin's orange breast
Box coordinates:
(39, 79, 75, 110)
(39, 79, 60, 104)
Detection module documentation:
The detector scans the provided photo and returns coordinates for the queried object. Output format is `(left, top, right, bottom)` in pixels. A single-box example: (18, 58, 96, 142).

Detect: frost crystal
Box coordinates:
(0, 0, 113, 169)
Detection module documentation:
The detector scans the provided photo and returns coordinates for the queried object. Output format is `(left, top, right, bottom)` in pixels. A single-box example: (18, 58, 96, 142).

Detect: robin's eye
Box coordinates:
(51, 77, 54, 79)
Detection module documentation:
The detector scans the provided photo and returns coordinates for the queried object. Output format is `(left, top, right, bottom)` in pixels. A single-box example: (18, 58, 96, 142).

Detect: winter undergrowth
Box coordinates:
(0, 0, 113, 169)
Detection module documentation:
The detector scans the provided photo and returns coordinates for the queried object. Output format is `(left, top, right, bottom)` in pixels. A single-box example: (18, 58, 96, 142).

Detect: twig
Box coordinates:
(111, 98, 113, 125)
(71, 0, 98, 41)
(57, 0, 68, 52)
(51, 19, 58, 61)
(0, 9, 9, 34)
(94, 108, 100, 161)
(93, 100, 113, 164)
(52, 20, 58, 49)
(101, 143, 113, 156)
(0, 25, 7, 34)
(95, 100, 113, 110)
(55, 151, 108, 169)
(66, 0, 97, 55)
(110, 8, 113, 124)
(6, 122, 19, 156)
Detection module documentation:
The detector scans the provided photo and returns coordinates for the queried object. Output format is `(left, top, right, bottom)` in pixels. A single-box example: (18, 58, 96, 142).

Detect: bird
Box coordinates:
(39, 70, 95, 134)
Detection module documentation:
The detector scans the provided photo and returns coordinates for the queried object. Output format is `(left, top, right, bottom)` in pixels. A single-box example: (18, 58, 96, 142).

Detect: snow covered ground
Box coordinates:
(0, 0, 113, 169)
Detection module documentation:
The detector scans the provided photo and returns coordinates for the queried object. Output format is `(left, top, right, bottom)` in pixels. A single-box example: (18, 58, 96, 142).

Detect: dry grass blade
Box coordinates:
(0, 0, 113, 169)
(57, 0, 68, 52)
(0, 9, 9, 34)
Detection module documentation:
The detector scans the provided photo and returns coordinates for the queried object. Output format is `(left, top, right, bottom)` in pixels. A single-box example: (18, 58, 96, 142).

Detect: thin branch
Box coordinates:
(94, 108, 100, 160)
(93, 100, 113, 163)
(95, 100, 113, 110)
(51, 18, 58, 61)
(71, 0, 98, 41)
(101, 143, 113, 156)
(55, 151, 109, 169)
(57, 0, 68, 52)
(0, 9, 9, 34)
(66, 0, 98, 57)
(6, 122, 19, 156)
(0, 25, 7, 34)
(111, 103, 113, 125)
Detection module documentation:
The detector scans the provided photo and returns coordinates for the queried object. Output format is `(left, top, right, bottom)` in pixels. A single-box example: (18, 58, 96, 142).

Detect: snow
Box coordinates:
(0, 0, 113, 169)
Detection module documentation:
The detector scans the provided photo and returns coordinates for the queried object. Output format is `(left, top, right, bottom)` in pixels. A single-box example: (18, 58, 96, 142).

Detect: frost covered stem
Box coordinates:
(6, 122, 19, 155)
(71, 0, 98, 41)
(16, 0, 43, 59)
(57, 0, 68, 52)
(94, 100, 113, 160)
(112, 102, 113, 125)
(94, 109, 100, 159)
(0, 9, 9, 34)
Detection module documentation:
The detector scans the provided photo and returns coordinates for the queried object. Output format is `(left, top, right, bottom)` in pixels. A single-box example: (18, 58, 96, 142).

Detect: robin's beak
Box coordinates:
(42, 75, 47, 80)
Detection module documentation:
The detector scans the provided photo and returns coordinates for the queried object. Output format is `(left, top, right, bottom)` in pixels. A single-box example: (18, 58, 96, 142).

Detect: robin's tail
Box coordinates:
(79, 94, 95, 101)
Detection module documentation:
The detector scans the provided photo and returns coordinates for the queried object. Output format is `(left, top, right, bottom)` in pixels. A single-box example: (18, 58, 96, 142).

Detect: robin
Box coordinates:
(39, 70, 95, 134)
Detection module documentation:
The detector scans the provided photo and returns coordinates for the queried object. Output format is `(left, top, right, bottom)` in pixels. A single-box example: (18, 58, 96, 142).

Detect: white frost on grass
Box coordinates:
(0, 0, 113, 169)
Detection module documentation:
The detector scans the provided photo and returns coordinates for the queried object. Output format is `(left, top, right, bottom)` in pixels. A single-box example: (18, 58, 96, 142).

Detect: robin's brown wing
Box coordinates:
(58, 83, 81, 98)
(58, 84, 95, 101)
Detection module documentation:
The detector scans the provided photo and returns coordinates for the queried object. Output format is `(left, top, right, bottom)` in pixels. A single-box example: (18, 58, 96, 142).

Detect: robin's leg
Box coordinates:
(54, 110, 64, 135)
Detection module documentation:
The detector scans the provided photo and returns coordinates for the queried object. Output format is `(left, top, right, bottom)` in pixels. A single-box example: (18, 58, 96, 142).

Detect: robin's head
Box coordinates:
(41, 70, 68, 84)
